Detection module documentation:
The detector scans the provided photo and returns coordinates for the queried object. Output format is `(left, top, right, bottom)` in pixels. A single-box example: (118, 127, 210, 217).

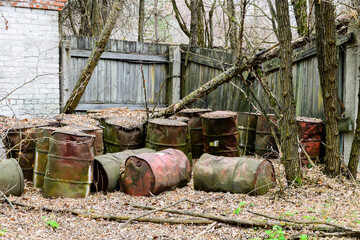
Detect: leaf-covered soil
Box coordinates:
(1, 161, 360, 240)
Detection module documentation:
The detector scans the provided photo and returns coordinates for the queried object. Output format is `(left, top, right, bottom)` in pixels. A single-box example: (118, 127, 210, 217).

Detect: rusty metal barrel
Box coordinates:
(43, 130, 95, 198)
(120, 149, 191, 196)
(201, 111, 239, 157)
(92, 148, 155, 192)
(254, 114, 279, 159)
(2, 125, 37, 181)
(297, 117, 323, 165)
(145, 119, 192, 160)
(0, 158, 24, 196)
(193, 153, 275, 195)
(104, 118, 144, 153)
(33, 127, 58, 189)
(178, 108, 211, 158)
(238, 112, 258, 155)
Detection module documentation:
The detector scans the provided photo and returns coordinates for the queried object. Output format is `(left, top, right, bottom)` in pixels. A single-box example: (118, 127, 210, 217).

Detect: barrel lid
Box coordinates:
(168, 116, 189, 123)
(62, 124, 101, 131)
(148, 118, 187, 127)
(201, 111, 237, 119)
(296, 116, 323, 123)
(105, 117, 144, 129)
(51, 128, 95, 138)
(179, 108, 212, 113)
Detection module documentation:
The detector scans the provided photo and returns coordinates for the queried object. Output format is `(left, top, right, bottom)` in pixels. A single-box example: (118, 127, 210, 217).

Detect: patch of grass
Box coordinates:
(42, 216, 59, 230)
(303, 216, 316, 220)
(265, 225, 285, 240)
(233, 202, 249, 215)
(0, 229, 7, 236)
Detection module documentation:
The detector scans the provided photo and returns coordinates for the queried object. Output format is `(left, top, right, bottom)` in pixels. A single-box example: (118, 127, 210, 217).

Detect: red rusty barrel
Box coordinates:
(201, 111, 239, 157)
(297, 117, 323, 166)
(92, 148, 155, 193)
(254, 114, 279, 159)
(104, 118, 144, 153)
(33, 126, 58, 189)
(178, 108, 211, 158)
(120, 149, 191, 196)
(2, 125, 37, 181)
(238, 112, 258, 155)
(193, 153, 275, 195)
(145, 119, 192, 161)
(43, 130, 95, 198)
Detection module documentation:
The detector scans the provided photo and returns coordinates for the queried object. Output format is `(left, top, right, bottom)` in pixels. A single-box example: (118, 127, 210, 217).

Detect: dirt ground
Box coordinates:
(1, 161, 360, 240)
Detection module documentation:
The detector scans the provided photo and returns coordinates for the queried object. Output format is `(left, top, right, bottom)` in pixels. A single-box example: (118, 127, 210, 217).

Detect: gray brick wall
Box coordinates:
(0, 6, 60, 118)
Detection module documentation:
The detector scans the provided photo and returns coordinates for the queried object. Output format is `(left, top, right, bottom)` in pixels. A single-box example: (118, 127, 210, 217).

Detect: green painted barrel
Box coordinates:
(0, 158, 24, 196)
(104, 118, 144, 153)
(92, 148, 155, 193)
(193, 154, 275, 195)
(33, 127, 58, 189)
(43, 130, 95, 198)
(145, 119, 192, 162)
(238, 112, 258, 155)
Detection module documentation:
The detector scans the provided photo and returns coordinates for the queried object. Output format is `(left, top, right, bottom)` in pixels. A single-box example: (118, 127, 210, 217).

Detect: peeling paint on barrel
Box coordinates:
(43, 130, 95, 198)
(120, 149, 191, 196)
(238, 112, 258, 155)
(254, 114, 279, 159)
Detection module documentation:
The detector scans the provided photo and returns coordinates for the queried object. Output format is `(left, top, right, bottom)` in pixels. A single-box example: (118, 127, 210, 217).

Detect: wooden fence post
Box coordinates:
(59, 39, 71, 108)
(168, 46, 181, 104)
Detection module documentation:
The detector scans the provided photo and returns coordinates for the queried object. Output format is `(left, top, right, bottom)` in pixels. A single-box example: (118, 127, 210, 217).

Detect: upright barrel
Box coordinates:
(33, 126, 58, 189)
(238, 112, 258, 155)
(201, 111, 239, 157)
(179, 108, 211, 158)
(193, 154, 275, 195)
(92, 148, 155, 192)
(104, 118, 144, 153)
(297, 117, 323, 165)
(2, 125, 36, 181)
(43, 130, 95, 198)
(254, 114, 279, 159)
(0, 158, 24, 196)
(120, 149, 191, 196)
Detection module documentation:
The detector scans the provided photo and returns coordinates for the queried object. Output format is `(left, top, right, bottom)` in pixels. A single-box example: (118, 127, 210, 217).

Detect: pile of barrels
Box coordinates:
(0, 108, 323, 198)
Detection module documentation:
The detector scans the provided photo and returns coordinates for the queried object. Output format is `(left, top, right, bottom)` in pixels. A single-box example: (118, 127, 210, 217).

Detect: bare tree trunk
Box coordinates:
(315, 0, 340, 177)
(190, 0, 199, 46)
(91, 0, 102, 37)
(62, 0, 125, 114)
(154, 0, 159, 42)
(227, 0, 238, 53)
(197, 0, 205, 47)
(275, 0, 302, 184)
(208, 0, 216, 48)
(138, 0, 145, 42)
(291, 0, 308, 37)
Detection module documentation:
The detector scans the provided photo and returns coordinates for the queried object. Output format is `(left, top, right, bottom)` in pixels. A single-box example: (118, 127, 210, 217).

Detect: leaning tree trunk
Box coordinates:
(61, 0, 125, 114)
(291, 0, 308, 37)
(315, 0, 340, 177)
(138, 0, 145, 42)
(275, 0, 302, 184)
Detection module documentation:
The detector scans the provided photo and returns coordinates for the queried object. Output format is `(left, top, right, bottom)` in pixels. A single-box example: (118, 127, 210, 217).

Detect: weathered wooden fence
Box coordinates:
(60, 37, 180, 112)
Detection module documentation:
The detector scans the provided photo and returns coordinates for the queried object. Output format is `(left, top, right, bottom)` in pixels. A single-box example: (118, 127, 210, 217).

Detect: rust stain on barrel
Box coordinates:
(238, 112, 258, 155)
(201, 111, 239, 157)
(120, 149, 191, 196)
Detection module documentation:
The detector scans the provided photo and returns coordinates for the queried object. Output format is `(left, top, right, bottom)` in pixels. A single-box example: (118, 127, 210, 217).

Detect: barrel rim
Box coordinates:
(105, 117, 144, 130)
(148, 118, 187, 127)
(51, 129, 95, 138)
(201, 111, 238, 119)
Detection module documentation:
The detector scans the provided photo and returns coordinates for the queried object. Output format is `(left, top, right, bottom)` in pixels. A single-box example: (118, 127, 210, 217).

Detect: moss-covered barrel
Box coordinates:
(254, 114, 279, 159)
(120, 149, 191, 196)
(178, 108, 211, 158)
(43, 130, 95, 198)
(104, 118, 144, 153)
(92, 148, 155, 192)
(238, 112, 258, 155)
(193, 153, 275, 195)
(201, 111, 239, 157)
(33, 126, 58, 189)
(145, 119, 192, 161)
(297, 117, 323, 165)
(0, 158, 24, 196)
(2, 125, 37, 181)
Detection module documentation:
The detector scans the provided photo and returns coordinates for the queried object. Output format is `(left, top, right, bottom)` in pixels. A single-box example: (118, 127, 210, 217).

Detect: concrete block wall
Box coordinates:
(0, 5, 62, 118)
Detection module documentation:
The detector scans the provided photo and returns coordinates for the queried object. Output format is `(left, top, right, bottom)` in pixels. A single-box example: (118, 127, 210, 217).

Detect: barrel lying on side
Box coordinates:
(43, 130, 95, 198)
(238, 112, 258, 155)
(120, 149, 191, 196)
(178, 108, 211, 158)
(33, 127, 58, 189)
(193, 153, 275, 195)
(254, 114, 279, 159)
(92, 148, 155, 192)
(104, 118, 144, 153)
(201, 111, 240, 157)
(0, 158, 24, 196)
